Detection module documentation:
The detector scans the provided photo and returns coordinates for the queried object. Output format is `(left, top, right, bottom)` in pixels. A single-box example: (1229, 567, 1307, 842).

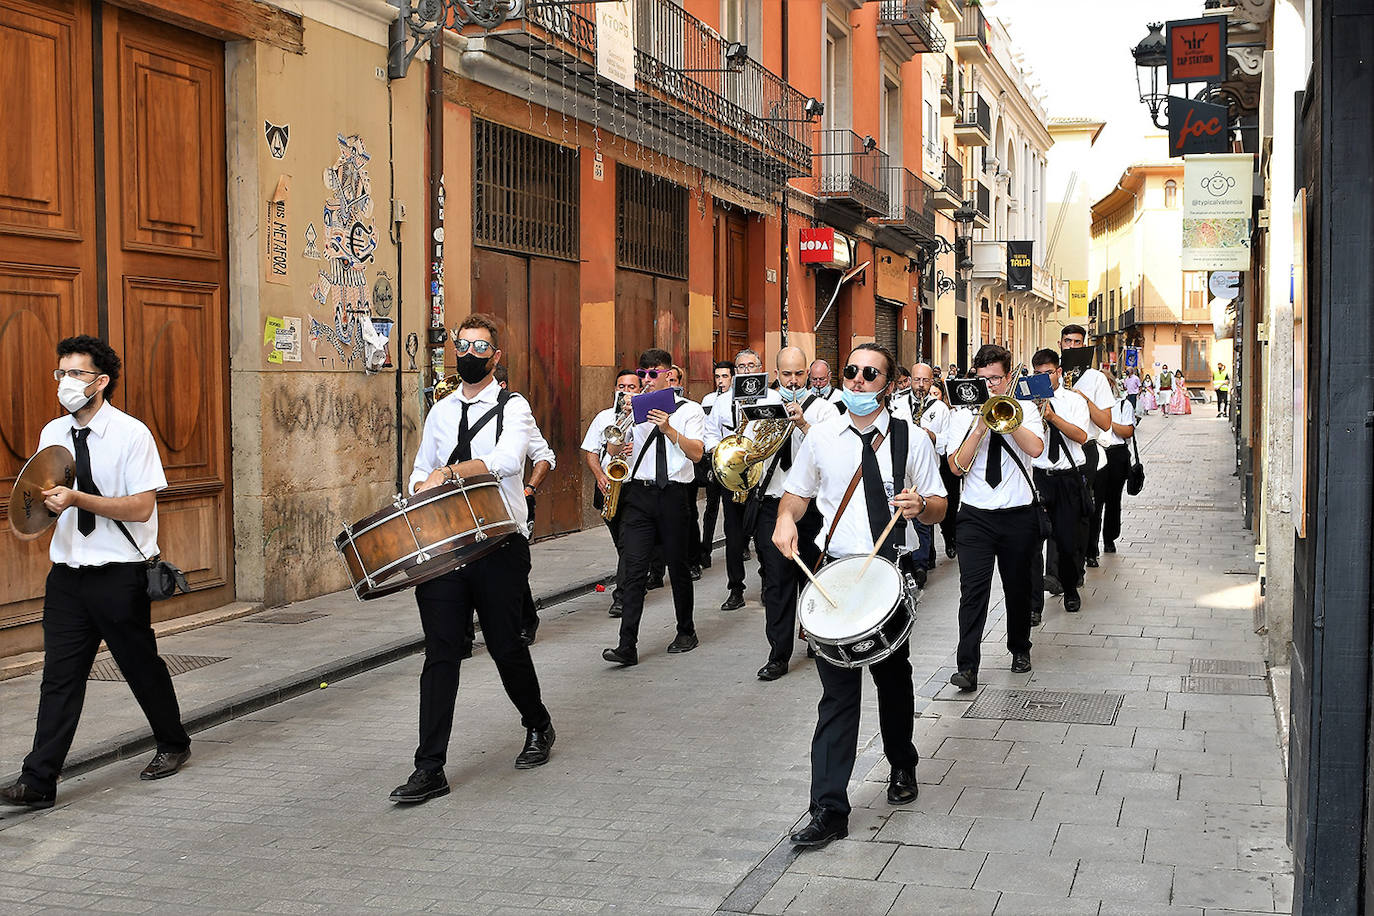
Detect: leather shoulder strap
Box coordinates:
(818, 432, 883, 568)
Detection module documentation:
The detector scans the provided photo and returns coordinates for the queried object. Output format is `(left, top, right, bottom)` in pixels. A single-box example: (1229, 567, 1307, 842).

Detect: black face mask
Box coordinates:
(456, 353, 492, 384)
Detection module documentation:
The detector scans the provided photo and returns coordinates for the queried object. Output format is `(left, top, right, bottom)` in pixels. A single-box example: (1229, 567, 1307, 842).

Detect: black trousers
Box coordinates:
(22, 563, 190, 796)
(616, 482, 694, 650)
(1031, 471, 1086, 614)
(1079, 441, 1101, 560)
(1094, 444, 1131, 550)
(938, 458, 961, 551)
(1216, 389, 1228, 412)
(701, 477, 724, 561)
(753, 499, 822, 665)
(955, 505, 1039, 673)
(810, 639, 918, 821)
(723, 494, 749, 592)
(415, 538, 550, 771)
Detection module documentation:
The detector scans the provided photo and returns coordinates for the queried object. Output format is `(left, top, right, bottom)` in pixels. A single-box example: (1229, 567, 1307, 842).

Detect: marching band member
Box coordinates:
(752, 347, 838, 681)
(808, 359, 844, 408)
(892, 363, 950, 585)
(601, 349, 706, 667)
(581, 369, 642, 618)
(667, 365, 703, 581)
(705, 349, 764, 612)
(396, 314, 554, 805)
(697, 361, 735, 572)
(1029, 349, 1092, 621)
(930, 379, 962, 559)
(944, 345, 1046, 692)
(493, 365, 554, 646)
(773, 343, 947, 849)
(1059, 325, 1117, 571)
(1093, 375, 1137, 556)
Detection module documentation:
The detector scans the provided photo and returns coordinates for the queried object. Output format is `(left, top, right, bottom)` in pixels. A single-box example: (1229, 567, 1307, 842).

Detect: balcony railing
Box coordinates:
(955, 92, 991, 145)
(815, 129, 889, 217)
(877, 167, 936, 241)
(954, 5, 990, 51)
(941, 57, 960, 114)
(878, 1, 946, 55)
(966, 177, 991, 224)
(944, 153, 964, 196)
(462, 0, 813, 198)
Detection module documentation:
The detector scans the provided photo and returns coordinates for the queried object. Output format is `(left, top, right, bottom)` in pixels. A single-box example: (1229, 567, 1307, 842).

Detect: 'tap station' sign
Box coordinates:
(1166, 17, 1228, 84)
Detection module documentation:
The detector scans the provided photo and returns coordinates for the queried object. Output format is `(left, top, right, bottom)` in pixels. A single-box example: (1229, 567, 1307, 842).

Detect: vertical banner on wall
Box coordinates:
(596, 1, 636, 90)
(1006, 241, 1033, 291)
(1182, 154, 1253, 270)
(1068, 280, 1089, 317)
(1292, 189, 1308, 537)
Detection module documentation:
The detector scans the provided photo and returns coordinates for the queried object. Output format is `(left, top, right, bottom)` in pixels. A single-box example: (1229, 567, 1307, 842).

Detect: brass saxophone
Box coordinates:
(600, 400, 634, 520)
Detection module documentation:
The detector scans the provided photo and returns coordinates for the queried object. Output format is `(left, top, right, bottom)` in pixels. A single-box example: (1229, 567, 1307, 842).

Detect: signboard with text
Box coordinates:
(1167, 17, 1228, 84)
(595, 2, 636, 90)
(1068, 280, 1089, 317)
(799, 227, 836, 264)
(1168, 96, 1230, 158)
(1006, 240, 1033, 292)
(1182, 153, 1253, 271)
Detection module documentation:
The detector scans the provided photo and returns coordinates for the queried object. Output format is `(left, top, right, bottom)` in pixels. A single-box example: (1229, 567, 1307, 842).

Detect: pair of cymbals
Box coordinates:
(7, 445, 75, 540)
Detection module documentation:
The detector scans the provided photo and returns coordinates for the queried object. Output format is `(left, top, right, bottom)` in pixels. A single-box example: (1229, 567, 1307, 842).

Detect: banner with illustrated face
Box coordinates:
(1182, 154, 1253, 271)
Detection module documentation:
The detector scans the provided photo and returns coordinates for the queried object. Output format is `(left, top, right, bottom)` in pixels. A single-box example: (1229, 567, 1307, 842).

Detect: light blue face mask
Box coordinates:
(811, 383, 832, 399)
(779, 385, 803, 403)
(840, 387, 881, 416)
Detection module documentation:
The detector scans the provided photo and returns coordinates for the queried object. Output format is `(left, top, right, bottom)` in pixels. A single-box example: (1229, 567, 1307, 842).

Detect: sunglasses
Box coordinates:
(454, 339, 494, 355)
(636, 368, 665, 379)
(843, 364, 886, 383)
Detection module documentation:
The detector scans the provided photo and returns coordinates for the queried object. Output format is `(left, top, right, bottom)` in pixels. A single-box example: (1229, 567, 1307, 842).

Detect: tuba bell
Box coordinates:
(712, 416, 794, 503)
(978, 364, 1025, 434)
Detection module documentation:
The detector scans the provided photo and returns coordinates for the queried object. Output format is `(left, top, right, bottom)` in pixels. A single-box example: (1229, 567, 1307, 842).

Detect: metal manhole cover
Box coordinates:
(89, 654, 227, 682)
(963, 689, 1122, 725)
(1190, 658, 1266, 677)
(1181, 675, 1269, 696)
(249, 611, 328, 625)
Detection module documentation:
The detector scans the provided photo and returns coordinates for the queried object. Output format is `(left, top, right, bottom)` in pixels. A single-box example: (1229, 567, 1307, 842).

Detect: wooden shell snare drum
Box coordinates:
(334, 474, 518, 600)
(797, 555, 919, 668)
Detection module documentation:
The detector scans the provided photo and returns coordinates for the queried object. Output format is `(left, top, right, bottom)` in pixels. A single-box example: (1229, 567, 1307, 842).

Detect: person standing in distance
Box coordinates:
(582, 369, 642, 618)
(2, 336, 192, 810)
(697, 361, 735, 571)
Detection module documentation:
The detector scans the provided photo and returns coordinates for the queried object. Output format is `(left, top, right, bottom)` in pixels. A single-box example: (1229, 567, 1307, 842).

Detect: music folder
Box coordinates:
(947, 377, 990, 407)
(1014, 373, 1055, 401)
(1060, 346, 1095, 381)
(631, 387, 678, 424)
(740, 403, 788, 421)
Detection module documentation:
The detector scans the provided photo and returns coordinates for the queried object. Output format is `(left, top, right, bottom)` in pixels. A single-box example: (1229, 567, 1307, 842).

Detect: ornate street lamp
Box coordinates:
(1132, 22, 1169, 130)
(951, 202, 979, 274)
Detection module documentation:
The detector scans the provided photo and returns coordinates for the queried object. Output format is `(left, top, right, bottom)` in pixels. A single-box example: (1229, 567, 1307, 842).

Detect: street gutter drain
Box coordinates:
(1190, 658, 1266, 677)
(248, 612, 329, 625)
(963, 689, 1123, 725)
(1181, 675, 1270, 696)
(89, 654, 228, 682)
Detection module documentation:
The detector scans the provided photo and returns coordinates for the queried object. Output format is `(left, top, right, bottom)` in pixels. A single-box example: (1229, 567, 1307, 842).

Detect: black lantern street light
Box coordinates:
(1132, 22, 1169, 130)
(951, 202, 979, 274)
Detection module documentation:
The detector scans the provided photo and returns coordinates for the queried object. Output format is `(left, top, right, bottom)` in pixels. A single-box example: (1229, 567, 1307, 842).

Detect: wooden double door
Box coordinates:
(0, 0, 232, 647)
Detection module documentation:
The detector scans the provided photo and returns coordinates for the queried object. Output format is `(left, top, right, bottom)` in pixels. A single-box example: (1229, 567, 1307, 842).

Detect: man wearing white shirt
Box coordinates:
(892, 363, 950, 584)
(705, 349, 764, 611)
(1093, 385, 1137, 556)
(394, 315, 554, 805)
(697, 361, 734, 573)
(601, 348, 706, 666)
(495, 365, 556, 645)
(581, 369, 642, 617)
(773, 342, 947, 849)
(2, 336, 191, 810)
(751, 347, 839, 681)
(1060, 325, 1117, 569)
(944, 345, 1047, 691)
(1029, 349, 1093, 620)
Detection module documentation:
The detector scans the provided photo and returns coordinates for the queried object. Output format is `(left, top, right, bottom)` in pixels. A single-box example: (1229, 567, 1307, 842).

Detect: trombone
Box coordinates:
(978, 364, 1026, 434)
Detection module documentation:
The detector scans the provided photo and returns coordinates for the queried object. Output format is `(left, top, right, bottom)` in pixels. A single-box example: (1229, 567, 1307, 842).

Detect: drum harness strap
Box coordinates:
(814, 418, 910, 571)
(444, 390, 518, 466)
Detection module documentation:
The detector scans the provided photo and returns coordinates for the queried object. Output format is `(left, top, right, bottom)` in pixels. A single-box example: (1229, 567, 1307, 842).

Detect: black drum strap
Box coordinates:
(445, 390, 517, 466)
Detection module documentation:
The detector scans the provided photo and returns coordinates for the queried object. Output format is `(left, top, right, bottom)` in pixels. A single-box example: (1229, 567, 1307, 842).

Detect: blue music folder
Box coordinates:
(632, 387, 678, 424)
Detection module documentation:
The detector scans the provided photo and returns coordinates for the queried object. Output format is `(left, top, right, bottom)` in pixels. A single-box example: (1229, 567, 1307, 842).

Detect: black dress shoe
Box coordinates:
(887, 767, 919, 805)
(757, 661, 788, 681)
(608, 600, 623, 618)
(1064, 593, 1082, 613)
(1085, 556, 1100, 568)
(689, 564, 702, 581)
(602, 646, 638, 667)
(790, 811, 848, 847)
(912, 567, 928, 590)
(945, 544, 957, 559)
(519, 626, 538, 647)
(666, 633, 699, 654)
(514, 724, 555, 769)
(646, 576, 665, 591)
(389, 768, 449, 804)
(139, 749, 190, 781)
(700, 555, 712, 569)
(1043, 573, 1063, 596)
(1011, 653, 1032, 673)
(1103, 540, 1117, 554)
(741, 548, 752, 562)
(720, 589, 745, 611)
(1030, 609, 1043, 627)
(950, 670, 978, 692)
(0, 782, 54, 810)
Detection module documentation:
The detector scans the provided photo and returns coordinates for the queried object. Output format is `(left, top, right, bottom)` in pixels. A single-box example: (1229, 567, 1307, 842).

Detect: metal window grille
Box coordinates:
(615, 165, 688, 279)
(473, 119, 579, 261)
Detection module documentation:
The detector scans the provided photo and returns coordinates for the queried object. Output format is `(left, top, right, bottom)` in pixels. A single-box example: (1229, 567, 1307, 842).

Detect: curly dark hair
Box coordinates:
(57, 335, 121, 401)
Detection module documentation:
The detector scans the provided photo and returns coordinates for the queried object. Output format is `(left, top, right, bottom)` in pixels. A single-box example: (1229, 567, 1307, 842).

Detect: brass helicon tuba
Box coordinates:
(600, 394, 634, 520)
(712, 415, 795, 503)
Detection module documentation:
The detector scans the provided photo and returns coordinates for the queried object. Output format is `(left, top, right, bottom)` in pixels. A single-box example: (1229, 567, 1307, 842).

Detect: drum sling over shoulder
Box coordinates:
(445, 390, 519, 466)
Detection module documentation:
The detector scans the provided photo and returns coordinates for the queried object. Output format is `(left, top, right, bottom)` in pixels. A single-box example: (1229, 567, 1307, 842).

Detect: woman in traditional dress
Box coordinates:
(1140, 375, 1158, 415)
(1168, 370, 1192, 415)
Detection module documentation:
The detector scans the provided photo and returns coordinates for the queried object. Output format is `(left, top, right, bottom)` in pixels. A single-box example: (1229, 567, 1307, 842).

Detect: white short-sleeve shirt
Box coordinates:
(757, 391, 840, 500)
(942, 404, 1046, 510)
(1098, 398, 1137, 447)
(626, 397, 707, 485)
(1033, 386, 1090, 471)
(580, 406, 620, 472)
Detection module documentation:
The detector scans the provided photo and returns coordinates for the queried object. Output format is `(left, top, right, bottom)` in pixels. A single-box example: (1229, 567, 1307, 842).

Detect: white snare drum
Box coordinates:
(798, 555, 918, 668)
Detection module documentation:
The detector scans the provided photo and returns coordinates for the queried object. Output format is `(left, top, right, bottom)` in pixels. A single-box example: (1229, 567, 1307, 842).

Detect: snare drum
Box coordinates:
(797, 555, 918, 668)
(334, 475, 518, 600)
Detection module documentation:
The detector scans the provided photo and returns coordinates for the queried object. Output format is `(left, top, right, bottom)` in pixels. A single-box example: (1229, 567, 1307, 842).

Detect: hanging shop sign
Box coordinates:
(1068, 280, 1089, 317)
(1006, 240, 1033, 292)
(1182, 154, 1253, 270)
(1166, 17, 1228, 84)
(1168, 96, 1230, 157)
(595, 1, 636, 91)
(800, 227, 854, 270)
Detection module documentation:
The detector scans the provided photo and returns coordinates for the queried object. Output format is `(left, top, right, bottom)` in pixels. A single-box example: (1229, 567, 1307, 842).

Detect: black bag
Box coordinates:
(1126, 433, 1146, 496)
(114, 520, 189, 601)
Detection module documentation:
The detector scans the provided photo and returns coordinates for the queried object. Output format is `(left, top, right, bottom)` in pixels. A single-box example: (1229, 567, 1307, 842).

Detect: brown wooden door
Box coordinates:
(0, 0, 233, 643)
(472, 247, 582, 540)
(714, 211, 749, 362)
(614, 270, 655, 372)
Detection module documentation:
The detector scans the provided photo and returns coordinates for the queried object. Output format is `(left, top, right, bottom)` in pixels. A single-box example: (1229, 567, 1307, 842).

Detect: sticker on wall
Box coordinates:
(265, 121, 290, 159)
(277, 316, 302, 363)
(405, 332, 419, 371)
(308, 134, 379, 371)
(362, 315, 393, 373)
(265, 176, 290, 286)
(264, 316, 284, 346)
(303, 222, 322, 260)
(372, 272, 394, 317)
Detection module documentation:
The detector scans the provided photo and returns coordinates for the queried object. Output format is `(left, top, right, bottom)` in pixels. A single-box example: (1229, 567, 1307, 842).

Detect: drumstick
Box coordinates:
(858, 507, 905, 579)
(791, 553, 838, 608)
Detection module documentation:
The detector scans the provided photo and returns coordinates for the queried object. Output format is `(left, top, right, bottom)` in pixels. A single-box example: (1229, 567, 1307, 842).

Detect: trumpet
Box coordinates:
(978, 364, 1026, 434)
(600, 398, 635, 520)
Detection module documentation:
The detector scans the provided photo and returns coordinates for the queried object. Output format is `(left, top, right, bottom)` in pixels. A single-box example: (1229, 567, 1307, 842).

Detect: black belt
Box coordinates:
(1043, 467, 1082, 478)
(1104, 443, 1129, 453)
(629, 479, 690, 489)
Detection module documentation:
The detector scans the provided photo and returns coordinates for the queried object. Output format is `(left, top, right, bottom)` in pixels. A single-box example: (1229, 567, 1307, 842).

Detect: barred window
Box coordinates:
(616, 165, 688, 279)
(473, 120, 579, 261)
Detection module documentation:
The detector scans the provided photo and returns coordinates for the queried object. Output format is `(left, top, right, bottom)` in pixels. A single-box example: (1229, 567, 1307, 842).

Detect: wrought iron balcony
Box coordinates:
(954, 5, 990, 63)
(965, 177, 991, 227)
(955, 92, 991, 146)
(933, 152, 962, 209)
(1121, 307, 1137, 329)
(941, 57, 959, 115)
(876, 168, 936, 242)
(815, 129, 889, 218)
(877, 1, 946, 56)
(457, 0, 813, 199)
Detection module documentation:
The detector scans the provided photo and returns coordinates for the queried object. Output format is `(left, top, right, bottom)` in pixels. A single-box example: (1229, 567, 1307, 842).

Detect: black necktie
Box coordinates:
(857, 429, 889, 550)
(986, 432, 1004, 487)
(72, 428, 96, 536)
(1048, 424, 1064, 464)
(653, 428, 668, 488)
(780, 436, 794, 472)
(454, 402, 472, 462)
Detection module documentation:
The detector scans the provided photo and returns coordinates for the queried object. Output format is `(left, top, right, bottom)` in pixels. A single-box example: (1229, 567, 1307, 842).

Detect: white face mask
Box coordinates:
(58, 375, 94, 414)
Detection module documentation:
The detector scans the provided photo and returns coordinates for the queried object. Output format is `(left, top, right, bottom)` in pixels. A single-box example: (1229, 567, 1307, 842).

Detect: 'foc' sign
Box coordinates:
(1168, 96, 1230, 158)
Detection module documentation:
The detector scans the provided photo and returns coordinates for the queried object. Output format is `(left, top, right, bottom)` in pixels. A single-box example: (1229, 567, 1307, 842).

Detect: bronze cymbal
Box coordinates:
(8, 445, 76, 540)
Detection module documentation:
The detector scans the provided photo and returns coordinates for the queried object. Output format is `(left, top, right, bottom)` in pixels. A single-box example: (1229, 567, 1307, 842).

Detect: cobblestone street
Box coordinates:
(0, 413, 1290, 914)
